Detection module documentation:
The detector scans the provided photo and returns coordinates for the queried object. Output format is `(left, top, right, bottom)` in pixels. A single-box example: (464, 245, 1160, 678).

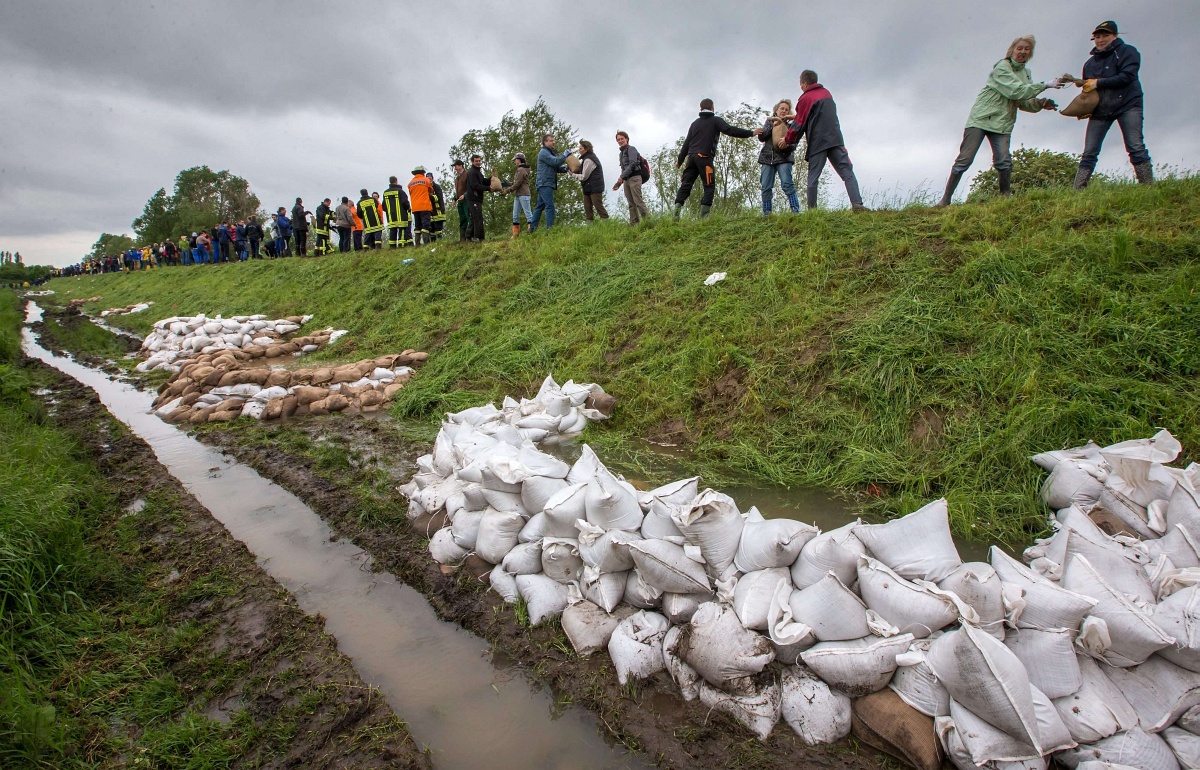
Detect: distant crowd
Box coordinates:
(55, 20, 1149, 278)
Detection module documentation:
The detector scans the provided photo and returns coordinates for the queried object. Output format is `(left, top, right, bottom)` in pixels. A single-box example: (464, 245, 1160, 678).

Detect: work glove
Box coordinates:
(1082, 79, 1098, 93)
(1041, 98, 1058, 111)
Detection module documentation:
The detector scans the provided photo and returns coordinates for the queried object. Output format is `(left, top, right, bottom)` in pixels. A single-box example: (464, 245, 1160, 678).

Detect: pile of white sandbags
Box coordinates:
(402, 398, 1200, 768)
(135, 313, 349, 373)
(100, 301, 153, 317)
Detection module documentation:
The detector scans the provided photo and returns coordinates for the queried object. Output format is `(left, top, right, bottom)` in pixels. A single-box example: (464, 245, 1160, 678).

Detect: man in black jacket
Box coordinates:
(383, 177, 412, 248)
(292, 198, 310, 256)
(673, 98, 762, 218)
(245, 216, 263, 259)
(313, 199, 332, 255)
(426, 171, 448, 240)
(1075, 20, 1151, 188)
(464, 154, 491, 242)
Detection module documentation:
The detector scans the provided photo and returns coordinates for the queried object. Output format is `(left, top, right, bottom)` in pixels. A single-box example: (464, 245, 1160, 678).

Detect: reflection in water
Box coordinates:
(22, 303, 648, 770)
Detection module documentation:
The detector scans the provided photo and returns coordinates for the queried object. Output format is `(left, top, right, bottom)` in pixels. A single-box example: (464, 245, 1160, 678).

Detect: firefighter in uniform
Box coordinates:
(383, 177, 412, 248)
(408, 166, 434, 245)
(313, 198, 333, 255)
(356, 188, 384, 249)
(426, 171, 447, 241)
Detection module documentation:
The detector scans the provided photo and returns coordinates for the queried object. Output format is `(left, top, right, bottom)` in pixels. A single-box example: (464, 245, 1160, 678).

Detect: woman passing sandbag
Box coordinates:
(935, 35, 1061, 207)
(758, 99, 801, 215)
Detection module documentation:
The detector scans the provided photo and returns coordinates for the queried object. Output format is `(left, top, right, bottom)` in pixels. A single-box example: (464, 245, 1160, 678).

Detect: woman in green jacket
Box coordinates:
(936, 36, 1060, 206)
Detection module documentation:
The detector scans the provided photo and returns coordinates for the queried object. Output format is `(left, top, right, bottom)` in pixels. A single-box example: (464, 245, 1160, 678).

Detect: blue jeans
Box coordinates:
(529, 187, 556, 230)
(236, 241, 247, 261)
(512, 195, 533, 225)
(760, 162, 800, 214)
(193, 247, 206, 264)
(1080, 108, 1149, 171)
(274, 236, 285, 256)
(951, 127, 1012, 174)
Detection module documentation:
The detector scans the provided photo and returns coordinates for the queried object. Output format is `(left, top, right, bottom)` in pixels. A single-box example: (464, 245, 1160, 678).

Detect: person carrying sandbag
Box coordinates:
(569, 140, 609, 222)
(935, 35, 1061, 207)
(1072, 20, 1152, 189)
(758, 99, 801, 215)
(673, 97, 762, 218)
(529, 133, 573, 232)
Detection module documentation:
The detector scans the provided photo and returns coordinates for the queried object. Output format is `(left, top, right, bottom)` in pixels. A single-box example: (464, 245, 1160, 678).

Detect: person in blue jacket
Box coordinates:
(529, 133, 573, 232)
(1074, 20, 1152, 188)
(274, 207, 292, 257)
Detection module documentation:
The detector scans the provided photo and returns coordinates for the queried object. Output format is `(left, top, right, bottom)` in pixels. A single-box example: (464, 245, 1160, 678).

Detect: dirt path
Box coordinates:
(31, 362, 431, 770)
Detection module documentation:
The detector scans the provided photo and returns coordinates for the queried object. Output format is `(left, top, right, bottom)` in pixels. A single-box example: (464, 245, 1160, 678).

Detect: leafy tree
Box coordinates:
(649, 103, 811, 217)
(132, 166, 260, 243)
(447, 99, 582, 238)
(968, 147, 1106, 200)
(88, 233, 136, 260)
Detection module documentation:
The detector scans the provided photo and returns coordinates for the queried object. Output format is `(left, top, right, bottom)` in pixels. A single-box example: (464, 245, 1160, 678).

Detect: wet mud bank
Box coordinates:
(200, 420, 884, 770)
(23, 361, 430, 768)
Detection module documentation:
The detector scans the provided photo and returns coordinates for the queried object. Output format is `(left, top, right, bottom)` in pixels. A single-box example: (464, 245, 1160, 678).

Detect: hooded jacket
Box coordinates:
(509, 162, 531, 197)
(1083, 38, 1143, 120)
(676, 110, 754, 166)
(964, 58, 1048, 135)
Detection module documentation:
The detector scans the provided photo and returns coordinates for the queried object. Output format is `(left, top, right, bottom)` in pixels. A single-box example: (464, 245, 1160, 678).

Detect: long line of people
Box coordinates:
(58, 21, 1150, 277)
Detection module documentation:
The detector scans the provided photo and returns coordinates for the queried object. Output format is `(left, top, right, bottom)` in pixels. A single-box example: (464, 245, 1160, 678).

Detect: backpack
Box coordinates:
(640, 156, 651, 181)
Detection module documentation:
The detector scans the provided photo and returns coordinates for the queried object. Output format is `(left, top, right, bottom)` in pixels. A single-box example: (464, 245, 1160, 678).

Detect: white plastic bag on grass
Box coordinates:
(1162, 727, 1200, 768)
(734, 508, 817, 572)
(475, 509, 525, 564)
(490, 565, 519, 603)
(857, 556, 961, 639)
(576, 520, 637, 572)
(697, 677, 782, 741)
(585, 467, 644, 531)
(1056, 727, 1180, 770)
(672, 488, 745, 580)
(855, 498, 963, 582)
(781, 665, 851, 745)
(662, 625, 702, 700)
(515, 574, 569, 625)
(991, 547, 1097, 631)
(1061, 555, 1173, 667)
(626, 539, 711, 594)
(940, 562, 1007, 639)
(1004, 628, 1082, 699)
(541, 538, 584, 583)
(678, 602, 775, 693)
(608, 611, 669, 685)
(799, 634, 914, 697)
(1102, 655, 1200, 733)
(562, 601, 635, 657)
(791, 521, 866, 589)
(788, 571, 869, 641)
(732, 568, 792, 631)
(429, 528, 469, 564)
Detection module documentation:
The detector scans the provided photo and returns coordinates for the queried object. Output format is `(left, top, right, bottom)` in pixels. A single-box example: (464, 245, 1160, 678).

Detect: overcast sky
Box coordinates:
(1, 0, 1195, 267)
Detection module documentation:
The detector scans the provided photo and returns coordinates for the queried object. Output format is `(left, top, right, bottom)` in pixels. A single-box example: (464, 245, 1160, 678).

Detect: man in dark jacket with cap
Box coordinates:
(464, 154, 492, 242)
(1074, 20, 1152, 188)
(785, 70, 867, 211)
(292, 198, 310, 256)
(673, 99, 762, 218)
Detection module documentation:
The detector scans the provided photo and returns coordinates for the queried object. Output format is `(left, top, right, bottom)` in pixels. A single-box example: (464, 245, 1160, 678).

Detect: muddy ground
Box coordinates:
(29, 360, 431, 770)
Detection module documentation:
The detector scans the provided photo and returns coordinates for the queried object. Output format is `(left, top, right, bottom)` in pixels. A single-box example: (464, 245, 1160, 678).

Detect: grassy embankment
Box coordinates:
(0, 292, 421, 767)
(52, 178, 1200, 545)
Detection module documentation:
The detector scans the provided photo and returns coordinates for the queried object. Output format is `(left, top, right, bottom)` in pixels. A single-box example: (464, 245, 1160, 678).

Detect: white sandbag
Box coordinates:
(1146, 525, 1200, 571)
(543, 482, 589, 537)
(641, 498, 685, 540)
(927, 623, 1040, 747)
(1063, 531, 1155, 602)
(935, 716, 1045, 770)
(1043, 459, 1107, 510)
(1103, 655, 1200, 733)
(515, 574, 569, 625)
(661, 591, 712, 624)
(541, 538, 584, 583)
(461, 483, 489, 512)
(672, 488, 745, 580)
(489, 564, 519, 603)
(790, 520, 866, 589)
(662, 625, 702, 700)
(429, 527, 469, 564)
(732, 568, 792, 631)
(1032, 441, 1104, 472)
(781, 665, 852, 745)
(576, 520, 637, 572)
(1053, 654, 1140, 744)
(1162, 727, 1200, 769)
(734, 507, 818, 572)
(1100, 430, 1182, 507)
(626, 539, 711, 594)
(799, 634, 914, 697)
(521, 475, 569, 516)
(697, 677, 782, 741)
(891, 641, 951, 717)
(943, 700, 1042, 765)
(518, 512, 552, 543)
(678, 602, 775, 693)
(480, 465, 524, 494)
(1061, 555, 1173, 667)
(562, 601, 635, 657)
(857, 556, 961, 639)
(1167, 468, 1200, 534)
(1093, 485, 1158, 540)
(501, 541, 542, 575)
(451, 508, 486, 550)
(1058, 503, 1140, 556)
(856, 498, 963, 582)
(991, 547, 1098, 631)
(1004, 628, 1082, 699)
(479, 487, 526, 515)
(638, 476, 699, 510)
(1056, 727, 1180, 770)
(475, 509, 525, 564)
(1155, 584, 1200, 672)
(607, 611, 669, 685)
(623, 570, 664, 609)
(448, 403, 500, 426)
(788, 572, 869, 642)
(940, 562, 1007, 639)
(240, 400, 265, 420)
(580, 569, 628, 613)
(1181, 704, 1200, 736)
(566, 444, 602, 485)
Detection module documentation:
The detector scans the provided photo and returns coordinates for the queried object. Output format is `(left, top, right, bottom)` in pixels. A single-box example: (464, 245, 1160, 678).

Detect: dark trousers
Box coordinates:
(457, 200, 469, 241)
(674, 154, 715, 207)
(220, 241, 232, 262)
(806, 146, 863, 209)
(431, 218, 445, 239)
(1081, 108, 1149, 171)
(336, 227, 351, 252)
(951, 127, 1012, 175)
(468, 201, 485, 240)
(364, 230, 381, 249)
(352, 230, 363, 250)
(413, 211, 432, 242)
(249, 238, 260, 258)
(388, 225, 411, 248)
(293, 228, 307, 256)
(582, 192, 609, 220)
(315, 230, 330, 254)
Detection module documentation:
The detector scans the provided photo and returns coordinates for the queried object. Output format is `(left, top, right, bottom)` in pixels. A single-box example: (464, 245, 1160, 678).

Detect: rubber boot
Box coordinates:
(936, 172, 962, 207)
(511, 224, 520, 239)
(1073, 167, 1092, 190)
(672, 204, 683, 220)
(1134, 162, 1155, 186)
(998, 168, 1012, 197)
(700, 204, 711, 219)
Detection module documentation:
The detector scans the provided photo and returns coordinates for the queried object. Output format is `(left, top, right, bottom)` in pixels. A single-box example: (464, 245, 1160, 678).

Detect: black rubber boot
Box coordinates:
(699, 204, 711, 219)
(936, 172, 962, 207)
(1134, 162, 1155, 185)
(1073, 167, 1092, 190)
(998, 169, 1012, 196)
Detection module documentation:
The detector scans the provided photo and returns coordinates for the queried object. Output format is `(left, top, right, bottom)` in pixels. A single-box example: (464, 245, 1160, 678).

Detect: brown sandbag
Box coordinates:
(293, 402, 310, 417)
(263, 345, 284, 358)
(331, 367, 361, 384)
(208, 408, 241, 423)
(285, 315, 305, 324)
(230, 349, 250, 361)
(359, 390, 386, 407)
(189, 406, 217, 424)
(409, 510, 449, 537)
(307, 400, 329, 416)
(261, 399, 284, 421)
(409, 351, 429, 363)
(325, 394, 350, 412)
(771, 117, 792, 149)
(585, 392, 617, 417)
(280, 394, 298, 418)
(383, 382, 405, 399)
(375, 354, 400, 368)
(166, 406, 193, 424)
(180, 392, 201, 407)
(293, 386, 328, 406)
(851, 689, 943, 770)
(215, 397, 246, 413)
(217, 371, 241, 387)
(1062, 89, 1099, 119)
(489, 173, 503, 192)
(245, 346, 265, 359)
(565, 153, 581, 173)
(242, 369, 271, 385)
(310, 368, 333, 385)
(461, 554, 494, 580)
(265, 370, 292, 388)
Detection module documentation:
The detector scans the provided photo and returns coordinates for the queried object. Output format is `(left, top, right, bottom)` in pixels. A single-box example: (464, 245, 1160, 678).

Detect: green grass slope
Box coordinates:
(49, 180, 1200, 543)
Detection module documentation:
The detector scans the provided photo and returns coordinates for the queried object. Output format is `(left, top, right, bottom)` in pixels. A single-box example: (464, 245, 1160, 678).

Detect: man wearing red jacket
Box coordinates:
(785, 70, 868, 212)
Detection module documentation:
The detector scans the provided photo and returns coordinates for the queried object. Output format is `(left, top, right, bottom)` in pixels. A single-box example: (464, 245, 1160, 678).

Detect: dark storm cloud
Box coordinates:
(0, 0, 1196, 265)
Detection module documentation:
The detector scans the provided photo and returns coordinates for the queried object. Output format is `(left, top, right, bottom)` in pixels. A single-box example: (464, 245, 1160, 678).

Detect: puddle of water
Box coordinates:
(22, 303, 648, 770)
